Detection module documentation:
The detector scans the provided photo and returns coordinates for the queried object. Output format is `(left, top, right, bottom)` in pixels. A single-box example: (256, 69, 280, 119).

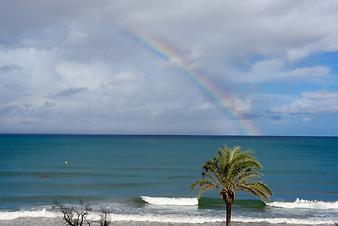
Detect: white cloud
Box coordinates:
(272, 91, 338, 114)
(228, 97, 251, 113)
(250, 61, 330, 80)
(1, 0, 338, 134)
(230, 62, 331, 83)
(289, 66, 330, 77)
(251, 59, 284, 73)
(55, 62, 112, 89)
(67, 22, 88, 45)
(0, 44, 244, 134)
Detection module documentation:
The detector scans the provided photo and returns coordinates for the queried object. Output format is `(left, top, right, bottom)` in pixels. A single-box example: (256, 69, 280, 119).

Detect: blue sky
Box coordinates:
(1, 0, 338, 136)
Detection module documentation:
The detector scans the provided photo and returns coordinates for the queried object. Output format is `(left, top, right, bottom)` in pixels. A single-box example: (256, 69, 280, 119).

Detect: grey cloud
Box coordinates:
(1, 0, 338, 134)
(0, 104, 34, 116)
(239, 112, 283, 121)
(3, 1, 338, 62)
(0, 64, 21, 72)
(268, 114, 283, 121)
(56, 87, 88, 97)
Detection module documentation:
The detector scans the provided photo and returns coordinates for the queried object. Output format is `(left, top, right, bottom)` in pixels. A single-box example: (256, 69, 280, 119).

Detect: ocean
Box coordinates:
(0, 135, 337, 225)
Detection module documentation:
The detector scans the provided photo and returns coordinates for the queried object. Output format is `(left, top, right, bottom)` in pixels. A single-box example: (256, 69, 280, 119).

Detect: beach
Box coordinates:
(0, 218, 334, 226)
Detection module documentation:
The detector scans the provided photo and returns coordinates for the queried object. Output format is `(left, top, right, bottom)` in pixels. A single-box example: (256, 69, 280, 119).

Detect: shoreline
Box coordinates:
(0, 218, 335, 226)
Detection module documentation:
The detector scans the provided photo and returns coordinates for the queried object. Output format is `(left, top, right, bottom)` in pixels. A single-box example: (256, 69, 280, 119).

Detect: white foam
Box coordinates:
(0, 209, 58, 220)
(108, 213, 337, 224)
(109, 213, 221, 223)
(267, 198, 338, 210)
(233, 216, 336, 225)
(0, 209, 336, 225)
(140, 196, 198, 206)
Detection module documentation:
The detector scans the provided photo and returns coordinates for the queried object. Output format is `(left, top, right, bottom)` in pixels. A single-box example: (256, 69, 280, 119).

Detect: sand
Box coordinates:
(0, 217, 334, 226)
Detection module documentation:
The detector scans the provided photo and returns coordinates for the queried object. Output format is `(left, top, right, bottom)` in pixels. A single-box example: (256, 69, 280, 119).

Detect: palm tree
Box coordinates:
(192, 145, 272, 226)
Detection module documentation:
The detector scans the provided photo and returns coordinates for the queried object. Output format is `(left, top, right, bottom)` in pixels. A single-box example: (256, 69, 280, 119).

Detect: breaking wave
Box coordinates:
(267, 198, 338, 210)
(0, 209, 57, 220)
(140, 196, 198, 206)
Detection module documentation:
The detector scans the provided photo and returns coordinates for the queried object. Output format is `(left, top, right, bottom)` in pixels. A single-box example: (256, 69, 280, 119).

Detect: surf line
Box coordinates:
(123, 28, 260, 135)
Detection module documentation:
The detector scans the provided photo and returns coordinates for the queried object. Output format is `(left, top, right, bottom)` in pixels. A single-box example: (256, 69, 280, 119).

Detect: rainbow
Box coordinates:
(122, 29, 260, 135)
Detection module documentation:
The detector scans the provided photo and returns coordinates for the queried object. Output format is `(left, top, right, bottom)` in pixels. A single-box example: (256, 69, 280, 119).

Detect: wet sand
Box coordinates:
(0, 217, 334, 226)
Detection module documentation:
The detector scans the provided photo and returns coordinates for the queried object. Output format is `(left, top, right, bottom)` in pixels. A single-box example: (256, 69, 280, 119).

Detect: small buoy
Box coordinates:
(64, 161, 68, 164)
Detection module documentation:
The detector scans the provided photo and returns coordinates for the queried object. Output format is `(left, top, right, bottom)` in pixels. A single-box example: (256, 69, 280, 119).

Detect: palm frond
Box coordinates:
(202, 158, 225, 185)
(192, 145, 272, 204)
(234, 171, 262, 185)
(228, 159, 262, 180)
(238, 182, 272, 202)
(191, 179, 218, 197)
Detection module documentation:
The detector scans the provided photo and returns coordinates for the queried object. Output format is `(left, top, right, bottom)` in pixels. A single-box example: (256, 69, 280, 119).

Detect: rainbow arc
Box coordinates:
(123, 29, 260, 135)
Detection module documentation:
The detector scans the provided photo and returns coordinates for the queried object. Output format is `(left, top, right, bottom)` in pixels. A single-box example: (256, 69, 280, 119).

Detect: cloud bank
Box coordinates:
(1, 0, 338, 135)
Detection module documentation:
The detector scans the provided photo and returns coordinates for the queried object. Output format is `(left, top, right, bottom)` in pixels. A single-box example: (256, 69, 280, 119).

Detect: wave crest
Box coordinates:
(267, 198, 338, 210)
(0, 209, 57, 220)
(140, 196, 198, 206)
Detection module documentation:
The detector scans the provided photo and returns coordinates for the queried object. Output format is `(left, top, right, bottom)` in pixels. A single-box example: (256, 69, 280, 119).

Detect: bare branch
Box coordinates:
(54, 201, 92, 226)
(98, 207, 112, 226)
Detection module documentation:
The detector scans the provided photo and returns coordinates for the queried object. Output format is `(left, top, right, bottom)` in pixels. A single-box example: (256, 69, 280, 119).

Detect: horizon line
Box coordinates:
(0, 133, 337, 138)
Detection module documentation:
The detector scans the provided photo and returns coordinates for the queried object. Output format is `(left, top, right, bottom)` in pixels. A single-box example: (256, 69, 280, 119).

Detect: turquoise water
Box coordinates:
(0, 135, 338, 224)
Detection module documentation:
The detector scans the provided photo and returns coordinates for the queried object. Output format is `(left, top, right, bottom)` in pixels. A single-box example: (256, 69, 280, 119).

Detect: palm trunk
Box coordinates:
(226, 202, 232, 226)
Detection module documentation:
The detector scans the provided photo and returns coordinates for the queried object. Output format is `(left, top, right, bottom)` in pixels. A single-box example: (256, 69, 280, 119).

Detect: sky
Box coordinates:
(1, 0, 338, 136)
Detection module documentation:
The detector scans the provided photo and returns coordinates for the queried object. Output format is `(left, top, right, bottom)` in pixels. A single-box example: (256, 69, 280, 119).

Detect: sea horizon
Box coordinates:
(1, 133, 338, 138)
